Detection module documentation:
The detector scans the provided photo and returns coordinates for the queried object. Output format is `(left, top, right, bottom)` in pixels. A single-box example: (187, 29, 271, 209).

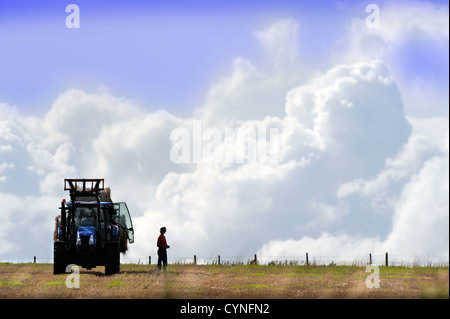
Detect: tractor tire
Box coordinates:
(53, 242, 67, 275)
(105, 242, 120, 275)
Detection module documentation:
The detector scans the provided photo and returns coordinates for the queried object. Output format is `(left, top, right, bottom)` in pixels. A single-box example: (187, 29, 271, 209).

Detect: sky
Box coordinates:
(0, 0, 448, 264)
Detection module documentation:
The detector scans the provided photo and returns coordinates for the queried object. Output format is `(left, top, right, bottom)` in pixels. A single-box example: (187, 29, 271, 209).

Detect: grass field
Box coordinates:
(0, 262, 448, 299)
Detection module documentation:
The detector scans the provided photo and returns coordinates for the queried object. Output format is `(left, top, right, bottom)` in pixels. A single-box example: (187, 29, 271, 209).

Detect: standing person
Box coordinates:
(157, 227, 170, 271)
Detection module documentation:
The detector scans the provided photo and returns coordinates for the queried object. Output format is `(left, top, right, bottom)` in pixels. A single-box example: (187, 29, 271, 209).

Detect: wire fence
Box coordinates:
(2, 253, 448, 267)
(129, 253, 449, 267)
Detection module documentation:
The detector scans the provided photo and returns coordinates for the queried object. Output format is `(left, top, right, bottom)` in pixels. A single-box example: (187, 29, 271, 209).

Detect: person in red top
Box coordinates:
(157, 226, 170, 270)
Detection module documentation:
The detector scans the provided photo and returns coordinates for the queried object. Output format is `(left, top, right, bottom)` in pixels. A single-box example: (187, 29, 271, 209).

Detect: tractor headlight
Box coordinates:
(89, 234, 94, 245)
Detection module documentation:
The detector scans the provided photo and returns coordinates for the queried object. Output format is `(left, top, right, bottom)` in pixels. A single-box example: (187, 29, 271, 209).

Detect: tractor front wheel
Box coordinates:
(53, 242, 67, 275)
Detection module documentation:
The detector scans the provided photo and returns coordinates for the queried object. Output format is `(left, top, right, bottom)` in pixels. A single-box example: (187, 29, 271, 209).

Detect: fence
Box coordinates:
(135, 253, 449, 267)
(1, 253, 448, 267)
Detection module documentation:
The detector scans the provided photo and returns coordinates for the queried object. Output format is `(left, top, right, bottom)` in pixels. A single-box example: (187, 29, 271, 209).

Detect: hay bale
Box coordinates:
(119, 226, 128, 254)
(98, 187, 112, 202)
(54, 215, 61, 241)
(105, 187, 111, 202)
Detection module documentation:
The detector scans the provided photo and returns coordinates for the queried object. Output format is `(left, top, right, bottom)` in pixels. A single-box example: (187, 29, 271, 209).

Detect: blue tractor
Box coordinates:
(53, 179, 134, 275)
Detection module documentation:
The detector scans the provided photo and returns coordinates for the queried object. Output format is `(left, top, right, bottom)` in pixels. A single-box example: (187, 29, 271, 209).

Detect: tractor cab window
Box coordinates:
(74, 207, 97, 228)
(113, 202, 134, 243)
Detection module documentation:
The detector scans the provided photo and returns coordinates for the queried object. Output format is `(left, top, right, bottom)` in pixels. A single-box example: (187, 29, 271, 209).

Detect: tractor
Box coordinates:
(53, 179, 134, 275)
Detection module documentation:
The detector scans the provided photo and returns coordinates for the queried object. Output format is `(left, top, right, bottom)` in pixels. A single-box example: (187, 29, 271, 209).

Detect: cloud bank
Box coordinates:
(0, 5, 448, 262)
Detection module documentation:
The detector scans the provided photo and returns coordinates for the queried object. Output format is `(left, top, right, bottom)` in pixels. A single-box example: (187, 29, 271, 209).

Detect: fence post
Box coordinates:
(254, 254, 257, 264)
(306, 253, 309, 266)
(34, 256, 36, 264)
(369, 253, 372, 265)
(218, 255, 220, 265)
(194, 255, 197, 265)
(149, 256, 151, 265)
(385, 252, 389, 266)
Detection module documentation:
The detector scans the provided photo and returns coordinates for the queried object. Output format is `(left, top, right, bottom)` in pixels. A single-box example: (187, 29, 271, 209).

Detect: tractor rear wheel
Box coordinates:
(105, 241, 120, 275)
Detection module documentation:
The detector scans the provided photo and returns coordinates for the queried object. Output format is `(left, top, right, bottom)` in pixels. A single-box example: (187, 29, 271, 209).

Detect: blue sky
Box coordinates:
(0, 0, 284, 115)
(1, 0, 447, 117)
(0, 0, 448, 263)
(0, 0, 395, 115)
